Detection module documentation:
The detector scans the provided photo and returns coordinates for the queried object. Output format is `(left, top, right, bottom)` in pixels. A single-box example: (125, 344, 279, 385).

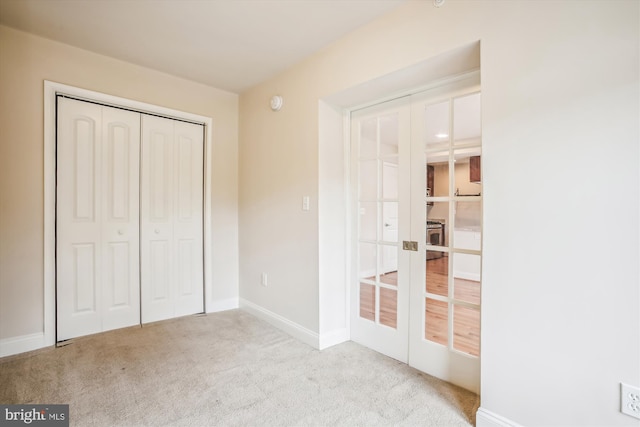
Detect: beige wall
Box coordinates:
(239, 1, 638, 425)
(0, 26, 239, 340)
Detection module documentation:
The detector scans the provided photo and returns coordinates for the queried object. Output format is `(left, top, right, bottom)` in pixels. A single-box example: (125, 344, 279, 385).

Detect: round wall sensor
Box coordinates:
(270, 95, 283, 111)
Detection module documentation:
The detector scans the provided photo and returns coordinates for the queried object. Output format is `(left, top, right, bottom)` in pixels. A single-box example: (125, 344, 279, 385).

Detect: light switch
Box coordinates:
(302, 196, 310, 211)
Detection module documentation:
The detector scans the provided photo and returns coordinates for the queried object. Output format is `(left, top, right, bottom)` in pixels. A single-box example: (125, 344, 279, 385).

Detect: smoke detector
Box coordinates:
(270, 95, 283, 112)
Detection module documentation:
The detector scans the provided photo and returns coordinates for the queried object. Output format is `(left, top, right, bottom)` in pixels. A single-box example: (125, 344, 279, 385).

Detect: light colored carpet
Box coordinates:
(0, 310, 479, 426)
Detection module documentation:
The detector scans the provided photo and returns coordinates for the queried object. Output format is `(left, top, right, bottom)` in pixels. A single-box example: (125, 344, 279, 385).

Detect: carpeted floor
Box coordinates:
(0, 310, 479, 426)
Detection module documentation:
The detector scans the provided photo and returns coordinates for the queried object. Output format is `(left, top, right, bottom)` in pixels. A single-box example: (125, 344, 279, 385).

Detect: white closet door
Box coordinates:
(57, 97, 140, 341)
(141, 115, 204, 323)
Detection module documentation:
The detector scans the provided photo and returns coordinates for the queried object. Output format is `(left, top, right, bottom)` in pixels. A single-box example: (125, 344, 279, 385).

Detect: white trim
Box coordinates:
(206, 298, 239, 313)
(319, 328, 349, 350)
(453, 272, 481, 282)
(239, 298, 319, 349)
(342, 109, 352, 340)
(347, 70, 480, 114)
(43, 80, 214, 353)
(0, 333, 49, 358)
(476, 407, 522, 427)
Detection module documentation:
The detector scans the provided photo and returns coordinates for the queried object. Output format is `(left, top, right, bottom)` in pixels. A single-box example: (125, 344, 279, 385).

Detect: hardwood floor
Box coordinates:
(360, 255, 480, 357)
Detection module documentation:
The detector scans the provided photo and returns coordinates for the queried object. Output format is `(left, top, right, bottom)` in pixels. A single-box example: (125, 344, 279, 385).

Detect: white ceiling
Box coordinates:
(0, 0, 406, 93)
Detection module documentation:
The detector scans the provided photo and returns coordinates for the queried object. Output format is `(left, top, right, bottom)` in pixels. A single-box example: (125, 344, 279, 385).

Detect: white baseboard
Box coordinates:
(0, 332, 50, 358)
(239, 298, 319, 349)
(1, 297, 239, 359)
(476, 407, 522, 427)
(319, 328, 349, 350)
(207, 297, 239, 313)
(454, 271, 481, 282)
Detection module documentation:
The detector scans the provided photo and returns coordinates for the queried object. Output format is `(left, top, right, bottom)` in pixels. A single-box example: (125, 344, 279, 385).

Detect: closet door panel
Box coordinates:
(101, 106, 141, 332)
(141, 115, 175, 323)
(57, 98, 141, 340)
(57, 98, 103, 340)
(141, 117, 204, 323)
(173, 122, 204, 317)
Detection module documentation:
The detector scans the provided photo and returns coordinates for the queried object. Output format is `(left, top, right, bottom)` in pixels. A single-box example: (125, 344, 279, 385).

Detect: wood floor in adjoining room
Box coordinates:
(360, 255, 480, 357)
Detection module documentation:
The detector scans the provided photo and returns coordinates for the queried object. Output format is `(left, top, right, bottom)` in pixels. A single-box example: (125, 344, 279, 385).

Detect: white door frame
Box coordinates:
(344, 71, 482, 393)
(43, 80, 214, 345)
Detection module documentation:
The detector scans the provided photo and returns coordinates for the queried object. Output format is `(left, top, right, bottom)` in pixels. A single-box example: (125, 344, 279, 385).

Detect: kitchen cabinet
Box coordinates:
(470, 155, 481, 183)
(426, 165, 434, 205)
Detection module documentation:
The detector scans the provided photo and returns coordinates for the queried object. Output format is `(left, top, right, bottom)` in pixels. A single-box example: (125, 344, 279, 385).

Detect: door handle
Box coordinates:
(402, 241, 418, 251)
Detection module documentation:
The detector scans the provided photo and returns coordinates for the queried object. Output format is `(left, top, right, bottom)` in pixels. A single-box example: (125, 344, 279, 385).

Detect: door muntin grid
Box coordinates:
(357, 111, 400, 329)
(424, 91, 482, 357)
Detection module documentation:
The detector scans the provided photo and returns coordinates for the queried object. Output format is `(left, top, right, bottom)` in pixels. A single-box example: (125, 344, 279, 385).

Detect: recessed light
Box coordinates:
(435, 133, 448, 138)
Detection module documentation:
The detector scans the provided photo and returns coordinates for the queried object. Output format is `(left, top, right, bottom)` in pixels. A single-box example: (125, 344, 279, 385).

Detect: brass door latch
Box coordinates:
(402, 241, 418, 251)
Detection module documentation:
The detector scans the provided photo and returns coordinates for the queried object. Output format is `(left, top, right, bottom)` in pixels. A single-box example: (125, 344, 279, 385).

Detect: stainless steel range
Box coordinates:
(426, 219, 445, 259)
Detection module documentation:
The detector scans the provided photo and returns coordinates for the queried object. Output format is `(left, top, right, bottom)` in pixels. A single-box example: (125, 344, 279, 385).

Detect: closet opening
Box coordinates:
(43, 81, 214, 345)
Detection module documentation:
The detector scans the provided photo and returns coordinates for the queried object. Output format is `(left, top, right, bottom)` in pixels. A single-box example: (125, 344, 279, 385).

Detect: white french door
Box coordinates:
(350, 97, 411, 362)
(56, 97, 141, 340)
(140, 115, 204, 323)
(57, 97, 204, 341)
(350, 74, 482, 393)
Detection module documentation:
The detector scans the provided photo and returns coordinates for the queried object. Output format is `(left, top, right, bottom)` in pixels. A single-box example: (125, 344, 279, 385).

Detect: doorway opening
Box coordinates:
(350, 73, 482, 393)
(43, 81, 214, 347)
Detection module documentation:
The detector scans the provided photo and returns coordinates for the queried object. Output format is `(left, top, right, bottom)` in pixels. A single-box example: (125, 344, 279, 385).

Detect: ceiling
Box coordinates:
(0, 0, 407, 93)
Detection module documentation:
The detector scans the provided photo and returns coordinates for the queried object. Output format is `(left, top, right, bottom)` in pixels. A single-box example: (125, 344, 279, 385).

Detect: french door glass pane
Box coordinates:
(454, 276, 481, 305)
(359, 117, 378, 157)
(453, 252, 481, 304)
(380, 287, 397, 329)
(359, 202, 377, 241)
(379, 112, 399, 148)
(357, 108, 403, 328)
(453, 148, 481, 196)
(427, 161, 449, 197)
(380, 272, 397, 286)
(381, 202, 398, 242)
(425, 298, 447, 346)
(453, 304, 480, 356)
(380, 244, 398, 287)
(360, 283, 375, 322)
(453, 93, 481, 145)
(454, 201, 481, 234)
(358, 242, 376, 281)
(426, 252, 448, 297)
(424, 100, 450, 150)
(382, 161, 398, 199)
(427, 201, 449, 224)
(359, 160, 377, 201)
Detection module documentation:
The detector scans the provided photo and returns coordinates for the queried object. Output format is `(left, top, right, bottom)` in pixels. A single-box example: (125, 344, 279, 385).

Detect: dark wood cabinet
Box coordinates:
(470, 156, 481, 183)
(427, 165, 434, 205)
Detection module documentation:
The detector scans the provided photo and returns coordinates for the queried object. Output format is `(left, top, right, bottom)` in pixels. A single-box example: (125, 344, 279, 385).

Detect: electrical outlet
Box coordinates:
(621, 383, 640, 419)
(261, 273, 268, 287)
